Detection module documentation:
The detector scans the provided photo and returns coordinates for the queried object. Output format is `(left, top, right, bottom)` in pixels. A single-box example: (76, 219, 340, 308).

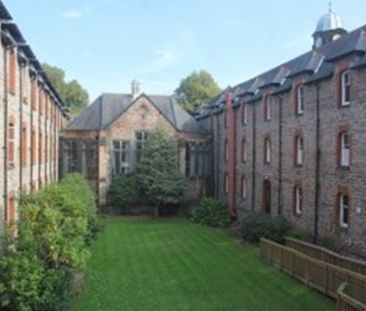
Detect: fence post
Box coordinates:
(324, 264, 328, 296)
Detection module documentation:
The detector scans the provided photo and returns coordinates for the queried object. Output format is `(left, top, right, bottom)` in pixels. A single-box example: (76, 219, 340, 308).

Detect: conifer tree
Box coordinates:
(137, 128, 186, 216)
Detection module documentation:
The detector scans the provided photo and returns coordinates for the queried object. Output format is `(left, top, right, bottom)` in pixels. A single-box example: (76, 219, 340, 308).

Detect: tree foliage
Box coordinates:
(42, 63, 89, 114)
(175, 70, 221, 113)
(137, 128, 186, 214)
(107, 174, 139, 213)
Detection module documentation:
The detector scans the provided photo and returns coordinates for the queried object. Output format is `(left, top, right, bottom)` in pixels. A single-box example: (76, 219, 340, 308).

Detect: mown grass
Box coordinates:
(75, 218, 334, 311)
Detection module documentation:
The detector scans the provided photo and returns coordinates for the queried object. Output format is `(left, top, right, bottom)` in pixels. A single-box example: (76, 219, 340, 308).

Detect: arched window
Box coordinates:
(241, 138, 247, 163)
(294, 135, 304, 166)
(296, 85, 304, 114)
(8, 115, 15, 168)
(340, 70, 351, 106)
(339, 132, 350, 168)
(264, 137, 271, 164)
(294, 185, 303, 215)
(31, 127, 36, 166)
(241, 176, 247, 199)
(338, 193, 349, 228)
(264, 96, 271, 121)
(242, 104, 248, 125)
(21, 123, 28, 166)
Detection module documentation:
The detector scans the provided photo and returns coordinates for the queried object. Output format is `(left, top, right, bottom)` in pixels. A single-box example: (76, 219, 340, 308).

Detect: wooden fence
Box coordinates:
(285, 237, 366, 276)
(260, 238, 366, 310)
(337, 282, 366, 311)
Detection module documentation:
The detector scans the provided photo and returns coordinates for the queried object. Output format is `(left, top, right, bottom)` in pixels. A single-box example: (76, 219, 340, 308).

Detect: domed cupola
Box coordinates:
(312, 4, 347, 49)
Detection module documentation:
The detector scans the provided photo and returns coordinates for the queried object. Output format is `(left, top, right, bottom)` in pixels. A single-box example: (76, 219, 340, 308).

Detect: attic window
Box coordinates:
(140, 105, 148, 119)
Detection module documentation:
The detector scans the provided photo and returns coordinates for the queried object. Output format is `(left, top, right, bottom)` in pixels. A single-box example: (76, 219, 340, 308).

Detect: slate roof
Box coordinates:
(196, 24, 366, 119)
(0, 1, 12, 20)
(66, 93, 206, 134)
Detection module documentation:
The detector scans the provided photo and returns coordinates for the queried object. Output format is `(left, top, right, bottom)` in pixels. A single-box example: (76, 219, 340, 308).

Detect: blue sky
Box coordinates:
(5, 0, 365, 101)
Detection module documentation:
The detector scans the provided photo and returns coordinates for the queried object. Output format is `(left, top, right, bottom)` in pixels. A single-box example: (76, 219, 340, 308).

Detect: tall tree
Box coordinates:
(137, 128, 186, 217)
(42, 63, 89, 114)
(175, 70, 221, 113)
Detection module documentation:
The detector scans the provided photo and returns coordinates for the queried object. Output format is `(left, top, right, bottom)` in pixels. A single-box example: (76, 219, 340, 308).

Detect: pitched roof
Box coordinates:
(196, 24, 366, 118)
(66, 93, 206, 134)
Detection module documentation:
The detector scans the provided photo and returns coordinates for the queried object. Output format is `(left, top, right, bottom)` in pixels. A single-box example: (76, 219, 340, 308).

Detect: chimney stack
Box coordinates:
(131, 80, 141, 98)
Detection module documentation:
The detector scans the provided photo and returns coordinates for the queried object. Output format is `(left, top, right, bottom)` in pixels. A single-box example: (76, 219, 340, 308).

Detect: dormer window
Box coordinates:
(296, 86, 304, 114)
(341, 71, 351, 106)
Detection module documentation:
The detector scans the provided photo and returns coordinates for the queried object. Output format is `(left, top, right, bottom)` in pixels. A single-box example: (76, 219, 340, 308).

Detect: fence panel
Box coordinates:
(260, 238, 366, 309)
(285, 237, 366, 276)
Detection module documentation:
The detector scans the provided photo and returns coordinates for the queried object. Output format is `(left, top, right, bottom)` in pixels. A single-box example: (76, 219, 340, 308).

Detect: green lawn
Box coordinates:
(75, 218, 334, 311)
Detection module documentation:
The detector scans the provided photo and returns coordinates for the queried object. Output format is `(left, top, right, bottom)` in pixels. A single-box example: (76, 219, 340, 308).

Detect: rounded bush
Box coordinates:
(189, 197, 230, 227)
(240, 212, 290, 244)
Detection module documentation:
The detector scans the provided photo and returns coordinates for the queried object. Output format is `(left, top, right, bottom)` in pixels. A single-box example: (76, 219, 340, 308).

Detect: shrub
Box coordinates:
(189, 197, 230, 227)
(287, 228, 314, 243)
(107, 174, 138, 213)
(240, 212, 290, 244)
(0, 173, 98, 311)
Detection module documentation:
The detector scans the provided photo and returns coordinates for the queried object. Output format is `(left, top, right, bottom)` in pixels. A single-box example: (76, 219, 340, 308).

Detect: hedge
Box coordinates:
(0, 173, 99, 311)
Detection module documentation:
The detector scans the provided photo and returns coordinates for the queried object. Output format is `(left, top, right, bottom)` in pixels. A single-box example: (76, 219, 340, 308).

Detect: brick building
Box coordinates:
(62, 82, 210, 206)
(196, 10, 366, 257)
(0, 2, 69, 232)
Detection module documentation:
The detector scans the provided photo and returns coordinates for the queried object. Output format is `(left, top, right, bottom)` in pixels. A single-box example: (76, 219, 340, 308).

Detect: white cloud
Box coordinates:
(136, 27, 205, 76)
(140, 48, 183, 75)
(60, 9, 84, 19)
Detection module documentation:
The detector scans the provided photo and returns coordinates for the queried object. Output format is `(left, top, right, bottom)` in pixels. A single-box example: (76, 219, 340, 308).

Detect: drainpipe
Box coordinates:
(226, 91, 236, 218)
(3, 44, 9, 222)
(314, 84, 321, 241)
(251, 102, 257, 211)
(30, 74, 34, 189)
(18, 58, 24, 191)
(208, 110, 214, 197)
(277, 96, 283, 215)
(215, 114, 220, 199)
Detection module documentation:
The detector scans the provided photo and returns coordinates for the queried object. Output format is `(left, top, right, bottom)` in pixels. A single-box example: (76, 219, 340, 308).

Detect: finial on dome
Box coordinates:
(312, 5, 347, 49)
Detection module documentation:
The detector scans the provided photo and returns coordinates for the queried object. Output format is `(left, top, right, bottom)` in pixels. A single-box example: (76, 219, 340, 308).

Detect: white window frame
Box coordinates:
(340, 133, 350, 167)
(242, 139, 247, 162)
(339, 194, 349, 228)
(265, 97, 271, 121)
(295, 186, 303, 215)
(241, 177, 247, 199)
(296, 136, 304, 165)
(265, 138, 271, 164)
(341, 71, 351, 106)
(297, 86, 304, 114)
(112, 140, 130, 175)
(242, 104, 248, 125)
